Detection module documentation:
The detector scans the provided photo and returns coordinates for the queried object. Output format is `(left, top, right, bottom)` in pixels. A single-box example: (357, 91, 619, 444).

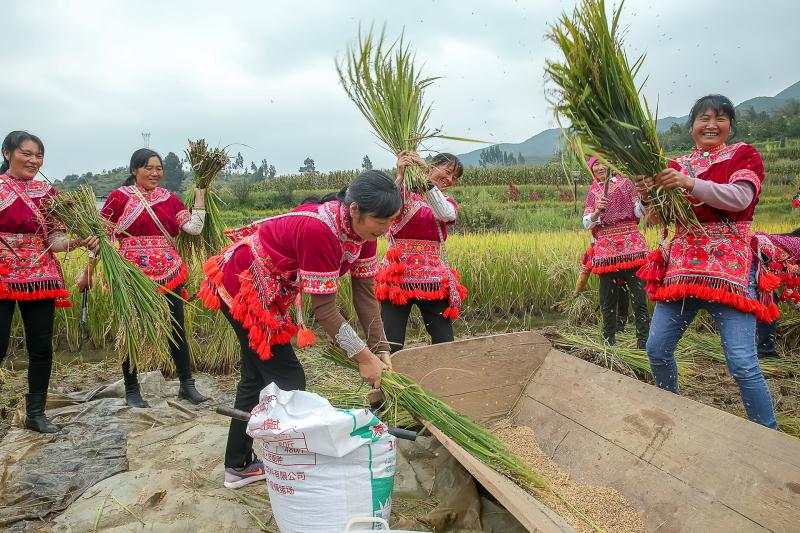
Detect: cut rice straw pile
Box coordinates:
(546, 326, 695, 384)
(545, 0, 698, 228)
(44, 186, 173, 369)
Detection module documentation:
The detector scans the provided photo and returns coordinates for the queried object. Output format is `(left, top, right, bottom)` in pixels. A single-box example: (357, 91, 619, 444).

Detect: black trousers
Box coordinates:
(222, 306, 306, 468)
(0, 299, 56, 394)
(122, 287, 192, 387)
(598, 268, 650, 345)
(381, 298, 454, 354)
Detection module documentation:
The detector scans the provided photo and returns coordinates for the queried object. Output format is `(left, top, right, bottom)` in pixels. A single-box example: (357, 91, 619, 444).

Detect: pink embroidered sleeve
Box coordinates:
(583, 185, 598, 217)
(351, 240, 378, 279)
(727, 144, 764, 197)
(298, 220, 342, 295)
(100, 190, 127, 239)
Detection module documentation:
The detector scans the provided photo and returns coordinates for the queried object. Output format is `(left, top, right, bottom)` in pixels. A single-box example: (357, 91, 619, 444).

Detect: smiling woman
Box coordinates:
(80, 147, 210, 408)
(635, 94, 780, 429)
(0, 131, 96, 433)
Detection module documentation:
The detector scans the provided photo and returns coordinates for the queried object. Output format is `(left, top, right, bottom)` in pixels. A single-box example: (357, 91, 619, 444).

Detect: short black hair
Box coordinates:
(125, 148, 163, 186)
(430, 152, 464, 179)
(687, 94, 737, 138)
(1, 131, 45, 174)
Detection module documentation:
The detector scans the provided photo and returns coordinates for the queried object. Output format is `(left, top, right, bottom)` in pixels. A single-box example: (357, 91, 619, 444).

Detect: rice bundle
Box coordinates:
(545, 0, 699, 227)
(178, 139, 230, 258)
(337, 26, 480, 190)
(323, 346, 548, 490)
(45, 186, 173, 368)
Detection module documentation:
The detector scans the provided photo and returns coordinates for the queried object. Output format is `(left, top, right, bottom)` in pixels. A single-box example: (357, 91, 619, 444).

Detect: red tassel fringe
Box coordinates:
(296, 327, 316, 348)
(157, 263, 189, 294)
(229, 269, 298, 361)
(758, 269, 782, 292)
(591, 257, 647, 275)
(375, 261, 467, 320)
(0, 287, 71, 304)
(198, 256, 225, 311)
(650, 283, 780, 323)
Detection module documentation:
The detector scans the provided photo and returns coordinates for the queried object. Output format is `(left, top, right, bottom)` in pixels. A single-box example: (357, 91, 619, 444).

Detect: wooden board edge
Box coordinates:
(422, 421, 576, 533)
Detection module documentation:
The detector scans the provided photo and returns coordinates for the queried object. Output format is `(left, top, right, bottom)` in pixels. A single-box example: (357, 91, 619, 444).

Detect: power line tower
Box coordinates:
(141, 132, 151, 148)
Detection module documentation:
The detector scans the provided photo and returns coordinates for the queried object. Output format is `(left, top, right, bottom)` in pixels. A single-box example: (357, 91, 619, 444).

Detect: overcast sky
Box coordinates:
(3, 0, 798, 179)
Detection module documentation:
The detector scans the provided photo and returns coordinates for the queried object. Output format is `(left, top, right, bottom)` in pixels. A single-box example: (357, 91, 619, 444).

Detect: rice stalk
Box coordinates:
(44, 186, 173, 368)
(547, 326, 695, 383)
(545, 0, 699, 228)
(178, 139, 230, 259)
(336, 25, 483, 190)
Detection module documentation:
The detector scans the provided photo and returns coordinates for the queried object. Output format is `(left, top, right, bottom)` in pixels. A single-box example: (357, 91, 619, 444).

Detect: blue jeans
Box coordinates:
(646, 270, 777, 429)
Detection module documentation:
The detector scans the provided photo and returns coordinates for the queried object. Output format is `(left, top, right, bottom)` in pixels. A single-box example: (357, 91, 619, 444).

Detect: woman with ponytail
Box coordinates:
(376, 152, 467, 353)
(78, 148, 209, 407)
(0, 131, 98, 433)
(199, 170, 401, 489)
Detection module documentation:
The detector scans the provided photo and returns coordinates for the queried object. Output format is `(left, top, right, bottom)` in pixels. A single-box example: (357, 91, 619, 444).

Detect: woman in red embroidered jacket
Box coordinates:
(636, 94, 777, 428)
(78, 148, 209, 407)
(582, 156, 650, 347)
(198, 170, 401, 489)
(0, 131, 98, 433)
(376, 152, 467, 353)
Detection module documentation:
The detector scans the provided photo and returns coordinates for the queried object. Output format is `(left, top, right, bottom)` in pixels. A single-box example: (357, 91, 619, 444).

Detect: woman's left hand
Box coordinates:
(654, 168, 694, 191)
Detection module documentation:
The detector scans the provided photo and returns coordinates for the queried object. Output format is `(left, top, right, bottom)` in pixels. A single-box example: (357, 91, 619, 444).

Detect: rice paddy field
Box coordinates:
(2, 159, 800, 441)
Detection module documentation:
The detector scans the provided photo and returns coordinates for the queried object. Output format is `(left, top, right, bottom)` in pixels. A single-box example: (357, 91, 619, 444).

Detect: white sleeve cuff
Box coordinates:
(181, 209, 206, 236)
(425, 187, 457, 222)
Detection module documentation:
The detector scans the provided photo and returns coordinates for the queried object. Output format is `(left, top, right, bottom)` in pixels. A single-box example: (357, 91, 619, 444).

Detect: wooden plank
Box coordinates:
(516, 349, 800, 532)
(392, 331, 550, 420)
(422, 421, 575, 533)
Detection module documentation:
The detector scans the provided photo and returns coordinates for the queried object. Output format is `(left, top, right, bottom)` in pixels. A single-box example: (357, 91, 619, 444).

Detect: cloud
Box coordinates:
(1, 0, 797, 177)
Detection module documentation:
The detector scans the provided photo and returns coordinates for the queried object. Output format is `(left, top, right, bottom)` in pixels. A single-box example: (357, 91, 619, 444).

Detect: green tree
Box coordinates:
(162, 152, 184, 192)
(362, 155, 373, 170)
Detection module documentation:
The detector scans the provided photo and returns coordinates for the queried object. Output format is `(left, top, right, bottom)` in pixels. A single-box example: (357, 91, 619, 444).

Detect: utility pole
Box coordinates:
(141, 132, 151, 148)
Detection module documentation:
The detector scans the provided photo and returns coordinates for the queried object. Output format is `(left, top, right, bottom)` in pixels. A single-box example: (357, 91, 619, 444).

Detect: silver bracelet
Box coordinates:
(335, 323, 367, 358)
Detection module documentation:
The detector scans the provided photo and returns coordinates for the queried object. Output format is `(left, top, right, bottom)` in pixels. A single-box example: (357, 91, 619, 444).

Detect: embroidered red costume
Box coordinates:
(198, 200, 378, 360)
(753, 232, 800, 307)
(637, 142, 779, 322)
(0, 174, 71, 307)
(374, 190, 467, 320)
(583, 177, 649, 274)
(101, 186, 191, 292)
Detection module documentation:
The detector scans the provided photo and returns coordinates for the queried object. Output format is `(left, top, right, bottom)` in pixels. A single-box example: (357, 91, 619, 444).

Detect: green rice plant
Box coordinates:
(777, 415, 800, 438)
(546, 0, 698, 228)
(336, 25, 482, 190)
(44, 186, 173, 369)
(178, 139, 230, 259)
(322, 345, 550, 491)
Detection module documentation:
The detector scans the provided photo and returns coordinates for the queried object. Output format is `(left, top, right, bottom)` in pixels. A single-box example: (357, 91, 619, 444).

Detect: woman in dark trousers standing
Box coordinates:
(376, 152, 468, 353)
(582, 156, 650, 347)
(0, 131, 97, 433)
(198, 170, 400, 488)
(79, 148, 209, 406)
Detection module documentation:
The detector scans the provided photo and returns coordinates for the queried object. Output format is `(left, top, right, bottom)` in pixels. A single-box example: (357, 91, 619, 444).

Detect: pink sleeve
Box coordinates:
(690, 180, 755, 212)
(298, 220, 342, 294)
(100, 190, 122, 223)
(727, 144, 764, 197)
(171, 193, 190, 226)
(583, 185, 597, 216)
